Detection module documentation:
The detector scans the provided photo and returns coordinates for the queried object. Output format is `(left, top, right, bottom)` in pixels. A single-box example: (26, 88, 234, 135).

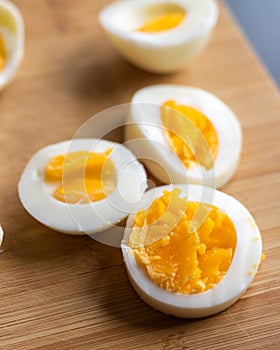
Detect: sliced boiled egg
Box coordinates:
(0, 0, 24, 91)
(18, 139, 147, 235)
(121, 184, 263, 318)
(98, 0, 219, 73)
(125, 84, 242, 188)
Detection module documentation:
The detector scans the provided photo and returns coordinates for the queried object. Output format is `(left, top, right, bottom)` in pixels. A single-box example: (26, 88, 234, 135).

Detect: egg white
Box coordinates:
(0, 0, 24, 91)
(18, 139, 148, 235)
(98, 0, 219, 73)
(125, 84, 242, 189)
(0, 225, 3, 246)
(121, 184, 262, 318)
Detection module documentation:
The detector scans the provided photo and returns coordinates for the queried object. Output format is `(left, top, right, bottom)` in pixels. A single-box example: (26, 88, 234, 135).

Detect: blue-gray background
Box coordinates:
(224, 0, 280, 88)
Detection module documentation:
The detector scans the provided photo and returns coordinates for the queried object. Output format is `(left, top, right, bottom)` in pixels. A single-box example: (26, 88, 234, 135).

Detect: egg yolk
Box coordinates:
(137, 11, 185, 33)
(0, 35, 6, 71)
(129, 189, 236, 294)
(161, 100, 218, 169)
(44, 149, 116, 204)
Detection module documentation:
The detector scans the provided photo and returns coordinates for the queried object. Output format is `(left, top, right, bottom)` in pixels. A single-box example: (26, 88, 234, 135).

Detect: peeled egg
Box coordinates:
(98, 0, 219, 73)
(125, 84, 242, 188)
(18, 139, 147, 235)
(121, 184, 262, 318)
(0, 0, 24, 91)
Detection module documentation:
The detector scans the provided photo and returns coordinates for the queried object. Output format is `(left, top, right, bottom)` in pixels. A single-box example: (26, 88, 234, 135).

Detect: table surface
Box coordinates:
(0, 1, 279, 349)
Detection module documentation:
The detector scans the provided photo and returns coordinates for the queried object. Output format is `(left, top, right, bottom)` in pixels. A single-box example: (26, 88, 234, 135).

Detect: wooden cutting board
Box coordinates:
(0, 1, 279, 349)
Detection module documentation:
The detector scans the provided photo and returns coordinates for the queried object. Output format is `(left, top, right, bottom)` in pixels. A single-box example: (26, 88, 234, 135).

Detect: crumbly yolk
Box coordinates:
(137, 12, 185, 33)
(129, 189, 236, 294)
(161, 100, 218, 169)
(0, 35, 6, 71)
(45, 149, 116, 204)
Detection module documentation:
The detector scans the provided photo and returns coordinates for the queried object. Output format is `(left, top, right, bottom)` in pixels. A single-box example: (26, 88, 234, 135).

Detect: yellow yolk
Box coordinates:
(0, 35, 6, 71)
(45, 150, 116, 204)
(137, 12, 185, 33)
(161, 100, 218, 169)
(129, 189, 236, 294)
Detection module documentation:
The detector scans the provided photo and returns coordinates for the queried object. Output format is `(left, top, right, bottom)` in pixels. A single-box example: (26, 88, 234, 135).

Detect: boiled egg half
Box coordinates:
(125, 84, 242, 188)
(98, 0, 219, 73)
(0, 0, 24, 91)
(18, 139, 147, 235)
(121, 184, 262, 318)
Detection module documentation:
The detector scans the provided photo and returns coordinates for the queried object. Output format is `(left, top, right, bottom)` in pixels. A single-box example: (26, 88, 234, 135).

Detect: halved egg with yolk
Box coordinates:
(0, 0, 24, 90)
(98, 0, 219, 73)
(18, 139, 147, 235)
(125, 84, 242, 188)
(121, 184, 263, 318)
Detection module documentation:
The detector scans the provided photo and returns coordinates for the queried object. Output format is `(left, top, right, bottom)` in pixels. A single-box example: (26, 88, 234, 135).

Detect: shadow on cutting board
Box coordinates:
(61, 41, 176, 107)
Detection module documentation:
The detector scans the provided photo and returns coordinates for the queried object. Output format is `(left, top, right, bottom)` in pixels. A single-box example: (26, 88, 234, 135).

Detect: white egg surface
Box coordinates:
(0, 0, 24, 90)
(0, 225, 3, 246)
(121, 184, 262, 318)
(98, 0, 218, 73)
(18, 139, 148, 235)
(125, 84, 242, 188)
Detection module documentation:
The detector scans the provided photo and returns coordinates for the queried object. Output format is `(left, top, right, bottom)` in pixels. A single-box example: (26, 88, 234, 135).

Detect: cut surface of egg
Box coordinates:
(18, 139, 148, 235)
(121, 184, 262, 318)
(125, 84, 242, 188)
(98, 0, 219, 73)
(0, 0, 24, 90)
(44, 148, 116, 204)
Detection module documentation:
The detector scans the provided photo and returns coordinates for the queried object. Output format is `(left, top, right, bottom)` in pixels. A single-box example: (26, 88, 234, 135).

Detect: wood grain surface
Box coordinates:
(0, 1, 279, 349)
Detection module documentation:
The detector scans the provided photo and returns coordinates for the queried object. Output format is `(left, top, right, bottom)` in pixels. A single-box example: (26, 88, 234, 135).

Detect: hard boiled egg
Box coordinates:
(125, 84, 242, 188)
(0, 0, 24, 91)
(98, 0, 219, 73)
(121, 184, 263, 318)
(18, 139, 147, 235)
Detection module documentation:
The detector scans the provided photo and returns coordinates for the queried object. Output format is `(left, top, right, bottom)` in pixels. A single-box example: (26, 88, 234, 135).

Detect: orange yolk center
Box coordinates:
(137, 11, 185, 33)
(129, 189, 236, 294)
(161, 100, 218, 169)
(44, 150, 116, 204)
(0, 35, 6, 71)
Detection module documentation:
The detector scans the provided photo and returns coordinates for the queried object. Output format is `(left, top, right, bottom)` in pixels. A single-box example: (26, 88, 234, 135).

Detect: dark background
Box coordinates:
(224, 0, 280, 88)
